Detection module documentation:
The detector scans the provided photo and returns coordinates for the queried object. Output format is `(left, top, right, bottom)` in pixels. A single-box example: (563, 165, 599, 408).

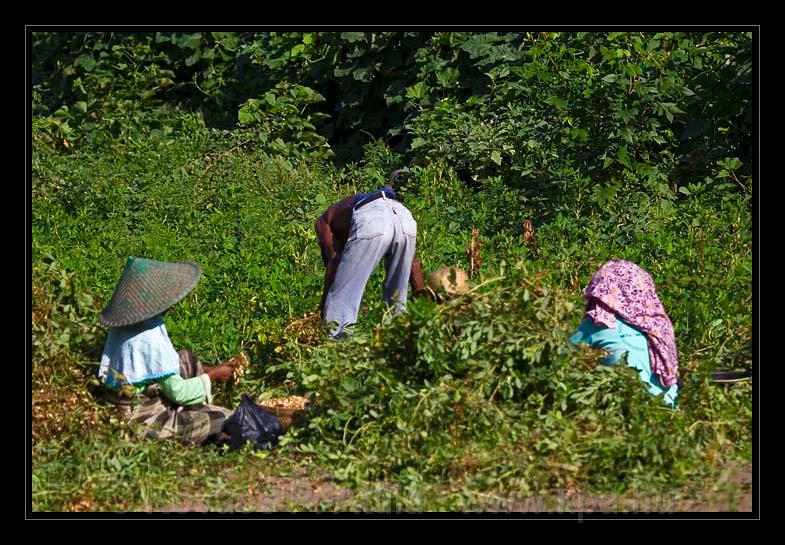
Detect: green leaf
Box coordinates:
(602, 74, 618, 84)
(73, 54, 97, 72)
(340, 32, 365, 43)
(678, 186, 691, 195)
(237, 99, 260, 125)
(618, 108, 636, 124)
(616, 145, 632, 168)
(491, 151, 502, 165)
(309, 112, 331, 123)
(178, 33, 202, 49)
(185, 50, 202, 67)
(719, 157, 743, 171)
(436, 67, 460, 87)
(570, 128, 589, 142)
(302, 374, 319, 384)
(410, 137, 427, 150)
(461, 34, 496, 60)
(405, 82, 428, 101)
(237, 109, 254, 125)
(334, 64, 354, 78)
(544, 96, 568, 110)
(352, 67, 370, 81)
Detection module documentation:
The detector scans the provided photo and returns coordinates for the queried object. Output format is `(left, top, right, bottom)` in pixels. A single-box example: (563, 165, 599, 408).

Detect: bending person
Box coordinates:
(315, 170, 425, 339)
(571, 259, 680, 407)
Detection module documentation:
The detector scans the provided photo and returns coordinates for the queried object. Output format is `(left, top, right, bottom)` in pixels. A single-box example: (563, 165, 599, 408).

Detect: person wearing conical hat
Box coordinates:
(315, 170, 426, 339)
(97, 257, 236, 446)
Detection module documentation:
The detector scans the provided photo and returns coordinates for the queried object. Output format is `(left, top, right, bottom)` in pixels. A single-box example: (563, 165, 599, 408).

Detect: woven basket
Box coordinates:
(257, 395, 313, 429)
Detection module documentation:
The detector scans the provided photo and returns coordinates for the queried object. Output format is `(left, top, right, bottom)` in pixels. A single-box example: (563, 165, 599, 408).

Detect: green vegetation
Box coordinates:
(32, 31, 752, 512)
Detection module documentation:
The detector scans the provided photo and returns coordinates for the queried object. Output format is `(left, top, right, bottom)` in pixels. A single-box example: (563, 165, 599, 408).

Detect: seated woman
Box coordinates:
(571, 259, 679, 407)
(98, 257, 236, 446)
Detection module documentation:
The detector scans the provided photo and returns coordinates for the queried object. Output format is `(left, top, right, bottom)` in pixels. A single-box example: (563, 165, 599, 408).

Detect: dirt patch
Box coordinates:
(150, 463, 753, 513)
(154, 467, 355, 512)
(669, 462, 753, 512)
(470, 463, 753, 513)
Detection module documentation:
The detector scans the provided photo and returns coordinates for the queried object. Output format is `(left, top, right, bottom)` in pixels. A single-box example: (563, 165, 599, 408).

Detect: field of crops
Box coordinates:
(31, 31, 753, 513)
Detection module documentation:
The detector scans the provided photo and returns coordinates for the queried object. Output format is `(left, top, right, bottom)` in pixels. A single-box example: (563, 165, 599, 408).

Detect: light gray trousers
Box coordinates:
(323, 195, 417, 338)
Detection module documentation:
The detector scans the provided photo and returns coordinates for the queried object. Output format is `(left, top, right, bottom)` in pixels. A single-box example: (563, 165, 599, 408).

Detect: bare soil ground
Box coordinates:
(151, 463, 753, 513)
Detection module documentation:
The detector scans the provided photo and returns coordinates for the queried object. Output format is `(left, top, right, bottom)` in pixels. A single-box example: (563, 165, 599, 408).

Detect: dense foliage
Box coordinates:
(31, 31, 752, 511)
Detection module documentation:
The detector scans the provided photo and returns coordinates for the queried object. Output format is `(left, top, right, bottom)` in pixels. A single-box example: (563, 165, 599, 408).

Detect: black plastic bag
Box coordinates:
(222, 394, 284, 451)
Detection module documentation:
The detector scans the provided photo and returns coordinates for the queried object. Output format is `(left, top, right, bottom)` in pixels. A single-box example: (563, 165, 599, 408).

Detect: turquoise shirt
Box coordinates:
(571, 317, 679, 407)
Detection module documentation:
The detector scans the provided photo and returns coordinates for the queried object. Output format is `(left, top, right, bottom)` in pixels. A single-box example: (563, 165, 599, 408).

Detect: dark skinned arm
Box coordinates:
(316, 190, 425, 306)
(409, 258, 426, 293)
(315, 196, 355, 313)
(204, 364, 234, 383)
(315, 215, 337, 265)
(315, 213, 337, 313)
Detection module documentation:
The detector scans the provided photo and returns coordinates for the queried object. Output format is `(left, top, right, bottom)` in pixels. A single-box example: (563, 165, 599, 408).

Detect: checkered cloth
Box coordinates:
(104, 349, 233, 446)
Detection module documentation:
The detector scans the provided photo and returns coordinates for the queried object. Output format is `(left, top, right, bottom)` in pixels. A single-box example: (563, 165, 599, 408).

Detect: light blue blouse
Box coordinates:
(571, 317, 679, 407)
(99, 315, 181, 388)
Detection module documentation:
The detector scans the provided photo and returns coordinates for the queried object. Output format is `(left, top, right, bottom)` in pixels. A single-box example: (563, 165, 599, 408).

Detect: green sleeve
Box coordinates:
(158, 374, 212, 406)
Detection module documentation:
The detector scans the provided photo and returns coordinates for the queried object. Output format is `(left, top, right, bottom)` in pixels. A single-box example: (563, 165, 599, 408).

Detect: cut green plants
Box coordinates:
(32, 31, 752, 512)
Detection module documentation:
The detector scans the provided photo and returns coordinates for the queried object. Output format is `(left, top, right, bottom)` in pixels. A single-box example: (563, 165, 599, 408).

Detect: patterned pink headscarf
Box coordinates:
(583, 260, 679, 387)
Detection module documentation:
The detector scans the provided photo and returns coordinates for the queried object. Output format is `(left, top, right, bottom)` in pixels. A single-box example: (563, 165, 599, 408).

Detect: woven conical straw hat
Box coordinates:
(98, 257, 201, 327)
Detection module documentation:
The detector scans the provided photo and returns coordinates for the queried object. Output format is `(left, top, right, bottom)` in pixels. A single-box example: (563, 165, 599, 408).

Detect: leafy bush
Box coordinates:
(266, 262, 746, 497)
(236, 82, 334, 160)
(30, 31, 752, 511)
